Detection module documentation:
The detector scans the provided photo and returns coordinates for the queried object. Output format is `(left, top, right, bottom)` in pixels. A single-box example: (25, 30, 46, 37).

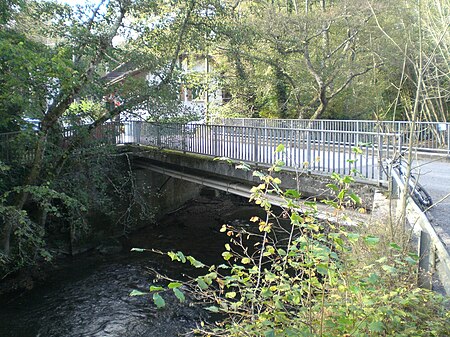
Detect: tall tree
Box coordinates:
(213, 0, 383, 119)
(0, 0, 217, 270)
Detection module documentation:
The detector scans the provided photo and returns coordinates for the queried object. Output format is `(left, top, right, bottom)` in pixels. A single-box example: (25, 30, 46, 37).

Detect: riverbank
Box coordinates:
(0, 193, 250, 295)
(0, 194, 262, 337)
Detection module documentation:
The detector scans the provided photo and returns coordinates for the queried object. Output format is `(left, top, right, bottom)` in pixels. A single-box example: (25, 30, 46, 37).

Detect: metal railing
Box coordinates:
(115, 121, 398, 183)
(0, 125, 122, 164)
(0, 132, 20, 163)
(213, 118, 450, 154)
(0, 131, 37, 164)
(62, 123, 121, 145)
(0, 121, 409, 183)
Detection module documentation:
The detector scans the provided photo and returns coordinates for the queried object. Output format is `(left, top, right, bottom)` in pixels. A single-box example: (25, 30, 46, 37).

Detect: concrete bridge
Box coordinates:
(128, 145, 376, 223)
(112, 119, 449, 294)
(2, 119, 448, 292)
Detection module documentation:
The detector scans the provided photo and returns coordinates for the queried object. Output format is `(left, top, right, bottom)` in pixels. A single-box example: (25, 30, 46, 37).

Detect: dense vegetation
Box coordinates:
(136, 157, 449, 336)
(0, 0, 448, 331)
(212, 0, 450, 121)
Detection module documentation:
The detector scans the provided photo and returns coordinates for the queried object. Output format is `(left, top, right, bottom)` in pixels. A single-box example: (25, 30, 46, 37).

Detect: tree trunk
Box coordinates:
(0, 131, 48, 255)
(309, 86, 328, 120)
(1, 215, 13, 256)
(1, 208, 22, 256)
(274, 66, 289, 118)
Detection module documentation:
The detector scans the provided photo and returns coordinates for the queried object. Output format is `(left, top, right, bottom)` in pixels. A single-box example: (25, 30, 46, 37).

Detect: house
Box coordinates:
(102, 54, 226, 122)
(177, 54, 225, 120)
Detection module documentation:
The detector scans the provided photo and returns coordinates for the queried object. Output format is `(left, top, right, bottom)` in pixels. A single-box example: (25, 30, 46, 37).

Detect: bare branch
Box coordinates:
(328, 63, 383, 100)
(303, 43, 323, 87)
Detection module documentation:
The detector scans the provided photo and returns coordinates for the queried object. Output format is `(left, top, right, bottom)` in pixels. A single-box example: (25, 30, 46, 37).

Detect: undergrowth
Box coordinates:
(132, 147, 449, 336)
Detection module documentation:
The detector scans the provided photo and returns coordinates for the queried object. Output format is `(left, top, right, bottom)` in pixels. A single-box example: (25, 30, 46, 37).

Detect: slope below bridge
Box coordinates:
(114, 120, 449, 294)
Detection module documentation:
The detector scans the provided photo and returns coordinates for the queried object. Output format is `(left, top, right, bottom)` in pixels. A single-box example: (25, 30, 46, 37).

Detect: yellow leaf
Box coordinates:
(241, 257, 251, 264)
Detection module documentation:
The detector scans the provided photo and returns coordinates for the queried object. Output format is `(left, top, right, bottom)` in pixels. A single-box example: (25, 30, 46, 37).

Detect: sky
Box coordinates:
(56, 0, 97, 5)
(49, 0, 130, 46)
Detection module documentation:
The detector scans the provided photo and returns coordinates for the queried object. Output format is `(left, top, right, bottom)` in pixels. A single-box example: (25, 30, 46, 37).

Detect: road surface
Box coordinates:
(414, 156, 450, 249)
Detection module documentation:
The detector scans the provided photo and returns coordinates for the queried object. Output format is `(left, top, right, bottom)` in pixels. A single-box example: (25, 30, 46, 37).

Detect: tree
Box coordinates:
(0, 0, 219, 273)
(212, 0, 383, 119)
(366, 0, 450, 240)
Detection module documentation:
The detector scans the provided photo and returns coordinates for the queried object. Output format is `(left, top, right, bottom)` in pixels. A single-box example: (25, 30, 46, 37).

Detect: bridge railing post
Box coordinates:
(307, 130, 312, 172)
(355, 121, 360, 148)
(135, 121, 142, 144)
(378, 134, 384, 183)
(157, 123, 161, 148)
(447, 124, 450, 156)
(254, 127, 259, 163)
(213, 125, 218, 157)
(182, 124, 187, 153)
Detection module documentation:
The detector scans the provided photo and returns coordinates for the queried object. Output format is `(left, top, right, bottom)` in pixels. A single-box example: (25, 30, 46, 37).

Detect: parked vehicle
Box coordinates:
(387, 152, 433, 209)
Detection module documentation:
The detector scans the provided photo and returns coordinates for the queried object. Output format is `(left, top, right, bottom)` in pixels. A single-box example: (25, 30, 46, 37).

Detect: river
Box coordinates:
(0, 195, 263, 337)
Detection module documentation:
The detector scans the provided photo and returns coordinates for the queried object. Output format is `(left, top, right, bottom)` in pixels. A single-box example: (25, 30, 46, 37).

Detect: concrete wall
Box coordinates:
(129, 146, 378, 211)
(133, 167, 202, 220)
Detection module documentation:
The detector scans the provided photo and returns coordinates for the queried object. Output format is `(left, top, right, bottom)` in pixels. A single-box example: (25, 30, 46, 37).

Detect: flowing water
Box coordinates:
(0, 196, 262, 337)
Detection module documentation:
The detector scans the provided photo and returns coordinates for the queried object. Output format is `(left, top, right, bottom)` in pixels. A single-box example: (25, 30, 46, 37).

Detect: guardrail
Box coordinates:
(213, 118, 450, 155)
(390, 167, 450, 294)
(0, 131, 37, 164)
(117, 121, 398, 183)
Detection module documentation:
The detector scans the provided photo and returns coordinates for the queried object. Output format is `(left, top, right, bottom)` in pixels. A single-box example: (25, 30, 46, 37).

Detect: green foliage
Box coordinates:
(209, 0, 385, 119)
(0, 184, 85, 274)
(140, 155, 449, 336)
(0, 0, 23, 25)
(152, 293, 166, 309)
(1, 0, 211, 277)
(188, 0, 449, 122)
(65, 100, 105, 124)
(0, 28, 57, 130)
(0, 126, 153, 276)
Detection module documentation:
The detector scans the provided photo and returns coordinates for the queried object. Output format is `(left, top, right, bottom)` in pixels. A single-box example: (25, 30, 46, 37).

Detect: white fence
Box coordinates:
(213, 118, 450, 155)
(117, 121, 399, 183)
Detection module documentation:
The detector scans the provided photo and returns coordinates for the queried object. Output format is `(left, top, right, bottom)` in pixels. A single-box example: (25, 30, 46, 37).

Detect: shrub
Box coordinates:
(133, 154, 449, 336)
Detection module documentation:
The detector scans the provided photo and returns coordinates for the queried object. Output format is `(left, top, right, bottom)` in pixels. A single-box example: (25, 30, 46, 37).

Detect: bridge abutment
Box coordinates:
(133, 167, 203, 220)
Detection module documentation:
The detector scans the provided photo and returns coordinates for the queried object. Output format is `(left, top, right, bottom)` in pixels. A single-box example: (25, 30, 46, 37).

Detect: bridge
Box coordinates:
(1, 118, 449, 292)
(115, 119, 450, 293)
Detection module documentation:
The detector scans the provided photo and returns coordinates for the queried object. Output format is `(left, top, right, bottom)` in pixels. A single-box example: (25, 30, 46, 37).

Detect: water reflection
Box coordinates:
(0, 197, 260, 337)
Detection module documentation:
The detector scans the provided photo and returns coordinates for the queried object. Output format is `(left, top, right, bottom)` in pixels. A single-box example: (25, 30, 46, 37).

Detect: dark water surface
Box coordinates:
(0, 197, 261, 337)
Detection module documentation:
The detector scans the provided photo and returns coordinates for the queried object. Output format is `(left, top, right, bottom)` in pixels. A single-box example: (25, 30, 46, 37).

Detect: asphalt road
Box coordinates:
(413, 156, 450, 249)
